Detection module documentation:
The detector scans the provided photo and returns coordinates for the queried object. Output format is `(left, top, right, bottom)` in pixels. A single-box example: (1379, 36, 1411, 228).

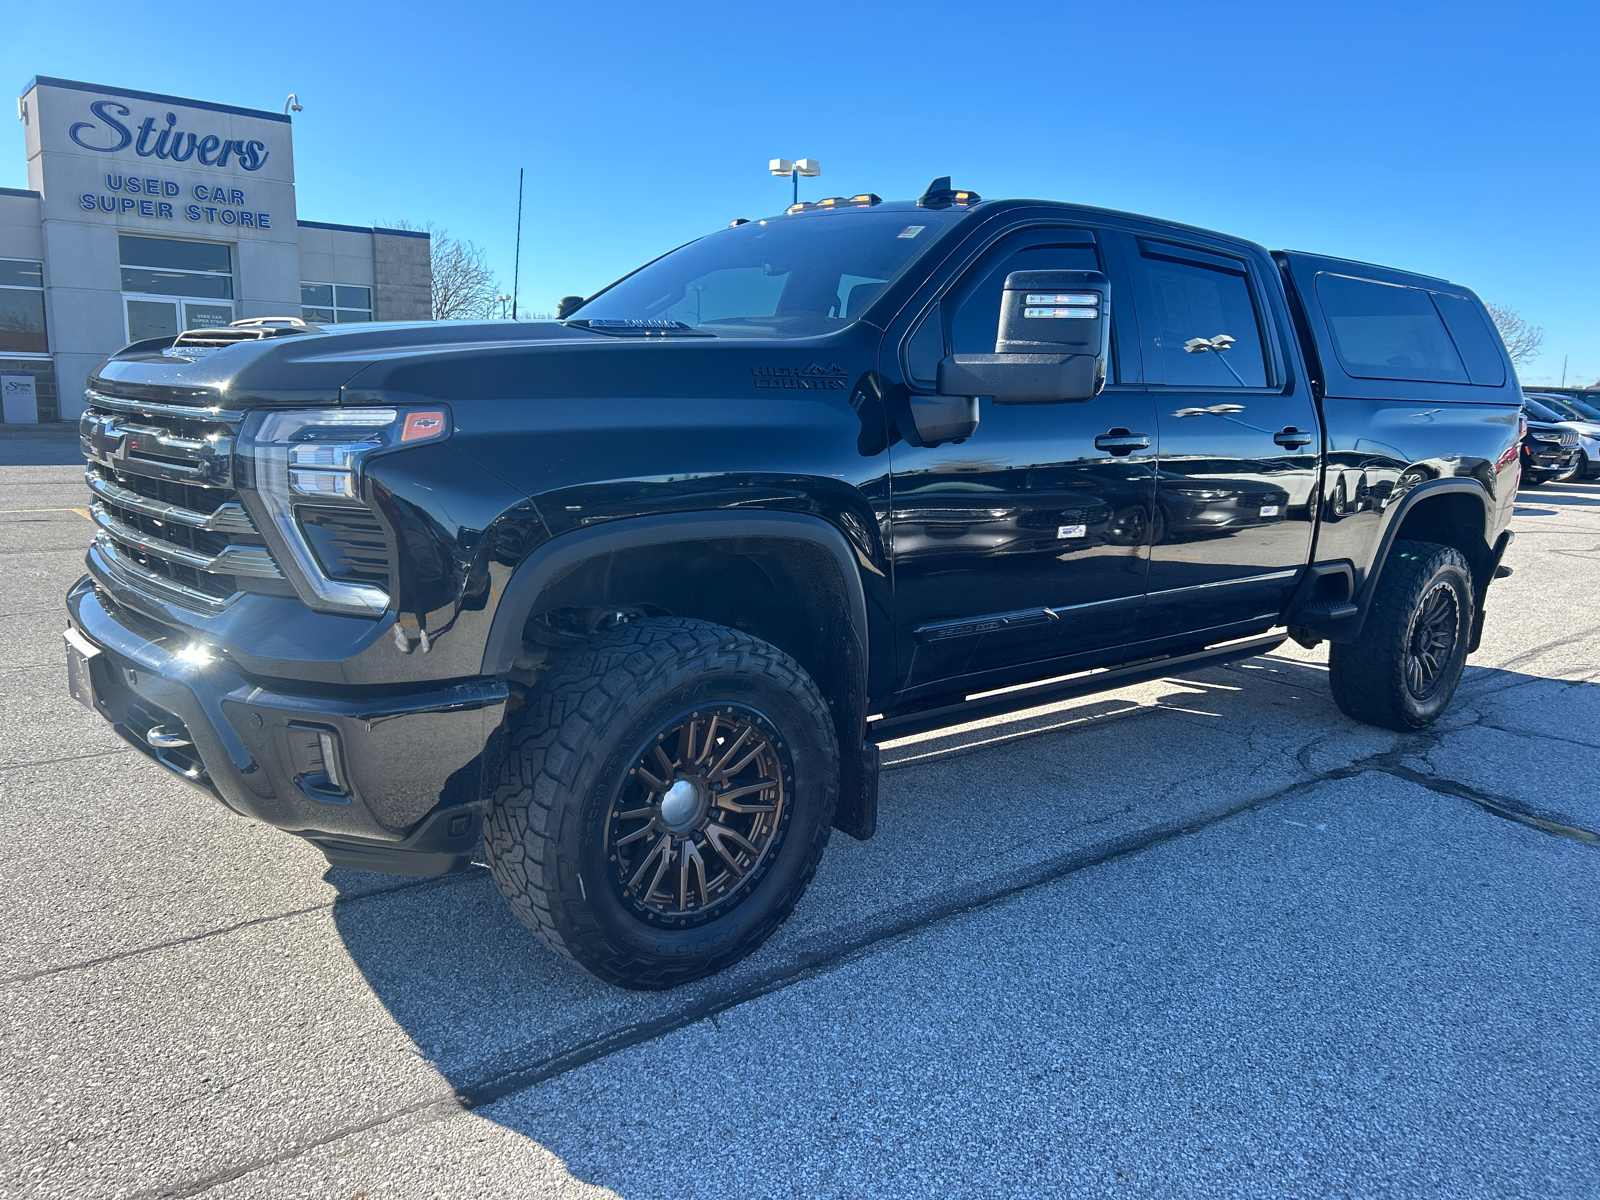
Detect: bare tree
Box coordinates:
(383, 220, 502, 320)
(1485, 302, 1544, 368)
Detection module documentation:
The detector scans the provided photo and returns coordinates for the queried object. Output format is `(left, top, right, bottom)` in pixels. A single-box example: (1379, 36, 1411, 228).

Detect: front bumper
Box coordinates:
(1525, 444, 1578, 476)
(66, 576, 509, 876)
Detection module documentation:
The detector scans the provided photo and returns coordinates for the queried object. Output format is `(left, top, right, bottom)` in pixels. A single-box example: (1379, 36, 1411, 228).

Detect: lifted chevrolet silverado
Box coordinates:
(64, 179, 1521, 988)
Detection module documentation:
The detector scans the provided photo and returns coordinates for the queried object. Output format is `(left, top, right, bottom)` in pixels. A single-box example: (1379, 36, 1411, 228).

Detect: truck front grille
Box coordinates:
(81, 389, 283, 611)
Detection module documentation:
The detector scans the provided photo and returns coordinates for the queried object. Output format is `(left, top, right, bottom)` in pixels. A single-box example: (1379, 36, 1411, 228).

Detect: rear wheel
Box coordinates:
(1328, 541, 1474, 731)
(484, 617, 838, 989)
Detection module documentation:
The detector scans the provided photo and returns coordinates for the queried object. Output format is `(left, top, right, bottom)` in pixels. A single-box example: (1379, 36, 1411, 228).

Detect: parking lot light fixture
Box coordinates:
(770, 157, 820, 206)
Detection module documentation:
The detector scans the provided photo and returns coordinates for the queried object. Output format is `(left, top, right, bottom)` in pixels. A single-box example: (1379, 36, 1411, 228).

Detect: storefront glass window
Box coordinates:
(120, 236, 234, 342)
(302, 281, 372, 324)
(0, 257, 48, 354)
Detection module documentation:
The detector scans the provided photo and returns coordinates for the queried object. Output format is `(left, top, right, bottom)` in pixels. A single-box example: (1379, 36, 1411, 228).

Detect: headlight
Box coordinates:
(239, 406, 449, 615)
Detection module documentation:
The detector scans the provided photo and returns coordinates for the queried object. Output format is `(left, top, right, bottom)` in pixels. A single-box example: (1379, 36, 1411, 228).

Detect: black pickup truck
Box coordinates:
(64, 179, 1520, 988)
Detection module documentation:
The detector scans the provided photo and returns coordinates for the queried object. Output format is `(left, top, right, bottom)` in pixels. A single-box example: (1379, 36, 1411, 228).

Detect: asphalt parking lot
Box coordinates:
(2, 426, 1597, 1199)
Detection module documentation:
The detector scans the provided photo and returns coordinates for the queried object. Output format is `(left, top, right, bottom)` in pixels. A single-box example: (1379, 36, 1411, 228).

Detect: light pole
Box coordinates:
(769, 158, 820, 207)
(495, 294, 512, 319)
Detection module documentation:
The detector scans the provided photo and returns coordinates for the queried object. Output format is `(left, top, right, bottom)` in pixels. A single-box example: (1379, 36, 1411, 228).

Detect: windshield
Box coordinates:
(1524, 397, 1565, 423)
(572, 209, 967, 338)
(1540, 394, 1600, 422)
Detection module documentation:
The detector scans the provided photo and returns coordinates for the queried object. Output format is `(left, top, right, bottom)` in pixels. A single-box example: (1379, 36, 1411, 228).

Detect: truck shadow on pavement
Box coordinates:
(325, 652, 1600, 1180)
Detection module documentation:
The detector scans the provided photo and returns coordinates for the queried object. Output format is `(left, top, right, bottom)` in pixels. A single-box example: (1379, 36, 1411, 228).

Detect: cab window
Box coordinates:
(1136, 241, 1269, 388)
(904, 231, 1103, 384)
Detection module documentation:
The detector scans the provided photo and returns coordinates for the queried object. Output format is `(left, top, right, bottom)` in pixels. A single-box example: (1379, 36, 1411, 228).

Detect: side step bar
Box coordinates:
(868, 632, 1287, 741)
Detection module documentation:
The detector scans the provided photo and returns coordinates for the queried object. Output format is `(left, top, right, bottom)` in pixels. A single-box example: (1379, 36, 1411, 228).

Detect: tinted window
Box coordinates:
(1564, 396, 1600, 421)
(1431, 293, 1505, 385)
(118, 235, 232, 274)
(0, 288, 46, 353)
(1529, 395, 1579, 419)
(1139, 244, 1268, 387)
(126, 299, 178, 342)
(0, 259, 43, 288)
(1315, 274, 1467, 384)
(301, 283, 333, 307)
(119, 267, 234, 300)
(1524, 397, 1564, 423)
(949, 240, 1100, 354)
(336, 285, 372, 309)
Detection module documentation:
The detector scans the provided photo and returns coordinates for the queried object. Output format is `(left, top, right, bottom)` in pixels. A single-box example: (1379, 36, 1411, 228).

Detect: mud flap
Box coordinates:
(833, 739, 879, 841)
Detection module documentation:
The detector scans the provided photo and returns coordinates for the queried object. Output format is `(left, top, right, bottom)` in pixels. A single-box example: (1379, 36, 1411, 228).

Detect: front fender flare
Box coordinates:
(480, 510, 870, 679)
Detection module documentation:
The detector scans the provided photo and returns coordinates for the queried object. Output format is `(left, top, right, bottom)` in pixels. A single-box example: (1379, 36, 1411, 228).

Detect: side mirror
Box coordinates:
(937, 270, 1110, 404)
(556, 295, 585, 319)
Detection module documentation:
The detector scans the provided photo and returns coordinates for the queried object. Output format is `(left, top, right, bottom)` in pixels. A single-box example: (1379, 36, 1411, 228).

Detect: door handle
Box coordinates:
(1094, 430, 1150, 455)
(1274, 427, 1313, 448)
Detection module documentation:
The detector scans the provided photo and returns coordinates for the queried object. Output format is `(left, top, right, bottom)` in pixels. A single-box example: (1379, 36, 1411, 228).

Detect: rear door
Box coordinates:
(1120, 233, 1320, 641)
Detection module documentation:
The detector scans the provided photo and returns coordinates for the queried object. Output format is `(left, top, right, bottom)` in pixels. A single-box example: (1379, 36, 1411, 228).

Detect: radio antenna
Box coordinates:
(511, 167, 524, 321)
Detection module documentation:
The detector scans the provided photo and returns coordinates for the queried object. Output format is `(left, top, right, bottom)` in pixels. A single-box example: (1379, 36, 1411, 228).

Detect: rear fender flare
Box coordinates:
(1340, 478, 1493, 641)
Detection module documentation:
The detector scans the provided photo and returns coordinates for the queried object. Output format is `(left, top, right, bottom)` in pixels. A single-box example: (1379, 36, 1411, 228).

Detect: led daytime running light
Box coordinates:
(240, 406, 448, 616)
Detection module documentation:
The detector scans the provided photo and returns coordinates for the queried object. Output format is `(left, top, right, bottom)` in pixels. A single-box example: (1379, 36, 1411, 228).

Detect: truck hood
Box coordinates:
(88, 320, 612, 408)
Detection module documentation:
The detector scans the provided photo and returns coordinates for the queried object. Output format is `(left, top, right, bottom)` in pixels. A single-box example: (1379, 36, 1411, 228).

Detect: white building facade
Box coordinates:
(1, 77, 431, 423)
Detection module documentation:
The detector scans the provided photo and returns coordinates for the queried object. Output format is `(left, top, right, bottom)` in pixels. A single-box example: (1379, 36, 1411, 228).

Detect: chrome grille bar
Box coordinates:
(90, 503, 282, 579)
(91, 534, 233, 611)
(82, 389, 240, 422)
(85, 468, 256, 535)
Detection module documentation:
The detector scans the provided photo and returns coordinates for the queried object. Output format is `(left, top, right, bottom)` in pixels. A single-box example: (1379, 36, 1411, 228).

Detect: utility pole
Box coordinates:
(1562, 355, 1568, 387)
(511, 167, 524, 320)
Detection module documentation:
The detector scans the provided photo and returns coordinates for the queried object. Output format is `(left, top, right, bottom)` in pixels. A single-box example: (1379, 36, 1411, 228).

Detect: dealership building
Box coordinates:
(0, 77, 432, 423)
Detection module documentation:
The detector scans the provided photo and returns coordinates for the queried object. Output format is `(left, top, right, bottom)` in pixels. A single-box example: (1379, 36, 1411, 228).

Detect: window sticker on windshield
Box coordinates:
(897, 226, 926, 239)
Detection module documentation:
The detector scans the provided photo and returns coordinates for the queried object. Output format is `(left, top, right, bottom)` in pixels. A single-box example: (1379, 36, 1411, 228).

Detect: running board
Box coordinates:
(868, 632, 1287, 741)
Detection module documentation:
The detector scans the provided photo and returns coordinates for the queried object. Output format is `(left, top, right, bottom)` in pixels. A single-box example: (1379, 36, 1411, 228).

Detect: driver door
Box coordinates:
(887, 225, 1158, 696)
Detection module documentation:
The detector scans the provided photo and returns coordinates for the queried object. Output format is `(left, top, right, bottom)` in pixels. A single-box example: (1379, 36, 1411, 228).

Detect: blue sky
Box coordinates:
(5, 0, 1595, 384)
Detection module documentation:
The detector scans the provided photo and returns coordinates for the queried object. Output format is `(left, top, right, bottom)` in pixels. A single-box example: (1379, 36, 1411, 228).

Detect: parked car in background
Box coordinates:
(1521, 397, 1581, 485)
(1526, 392, 1600, 478)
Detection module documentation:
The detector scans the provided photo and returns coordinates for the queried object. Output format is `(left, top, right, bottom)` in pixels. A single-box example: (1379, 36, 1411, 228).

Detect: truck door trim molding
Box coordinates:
(480, 510, 871, 678)
(912, 592, 1149, 644)
(1146, 569, 1299, 599)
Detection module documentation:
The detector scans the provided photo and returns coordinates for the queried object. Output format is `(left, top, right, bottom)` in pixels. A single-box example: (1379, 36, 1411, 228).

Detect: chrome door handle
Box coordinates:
(1274, 427, 1313, 448)
(1095, 430, 1151, 455)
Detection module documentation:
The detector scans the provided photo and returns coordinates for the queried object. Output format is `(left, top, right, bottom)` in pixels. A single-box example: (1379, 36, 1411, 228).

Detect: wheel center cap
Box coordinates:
(659, 778, 706, 832)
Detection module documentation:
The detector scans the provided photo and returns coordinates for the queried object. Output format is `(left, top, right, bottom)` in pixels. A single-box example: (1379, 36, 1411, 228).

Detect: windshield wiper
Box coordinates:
(563, 319, 715, 338)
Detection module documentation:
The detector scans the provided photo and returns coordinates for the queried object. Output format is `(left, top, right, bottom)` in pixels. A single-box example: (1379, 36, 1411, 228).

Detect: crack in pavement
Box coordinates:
(0, 869, 484, 987)
(0, 747, 134, 774)
(132, 736, 1558, 1200)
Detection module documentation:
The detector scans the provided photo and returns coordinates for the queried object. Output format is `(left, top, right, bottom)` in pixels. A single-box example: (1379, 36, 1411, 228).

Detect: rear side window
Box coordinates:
(1431, 293, 1506, 386)
(1315, 274, 1470, 384)
(1137, 242, 1269, 388)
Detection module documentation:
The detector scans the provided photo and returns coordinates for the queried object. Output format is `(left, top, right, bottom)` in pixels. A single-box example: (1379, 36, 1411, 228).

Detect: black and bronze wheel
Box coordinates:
(608, 706, 792, 926)
(484, 617, 837, 990)
(1329, 540, 1474, 731)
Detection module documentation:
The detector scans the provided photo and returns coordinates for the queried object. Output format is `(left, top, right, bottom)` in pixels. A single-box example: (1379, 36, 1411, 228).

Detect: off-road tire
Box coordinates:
(484, 617, 837, 989)
(1328, 540, 1474, 731)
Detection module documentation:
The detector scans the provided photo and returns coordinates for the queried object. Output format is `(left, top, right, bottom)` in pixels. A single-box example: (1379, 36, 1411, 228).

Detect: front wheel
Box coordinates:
(1328, 541, 1475, 731)
(484, 617, 838, 989)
